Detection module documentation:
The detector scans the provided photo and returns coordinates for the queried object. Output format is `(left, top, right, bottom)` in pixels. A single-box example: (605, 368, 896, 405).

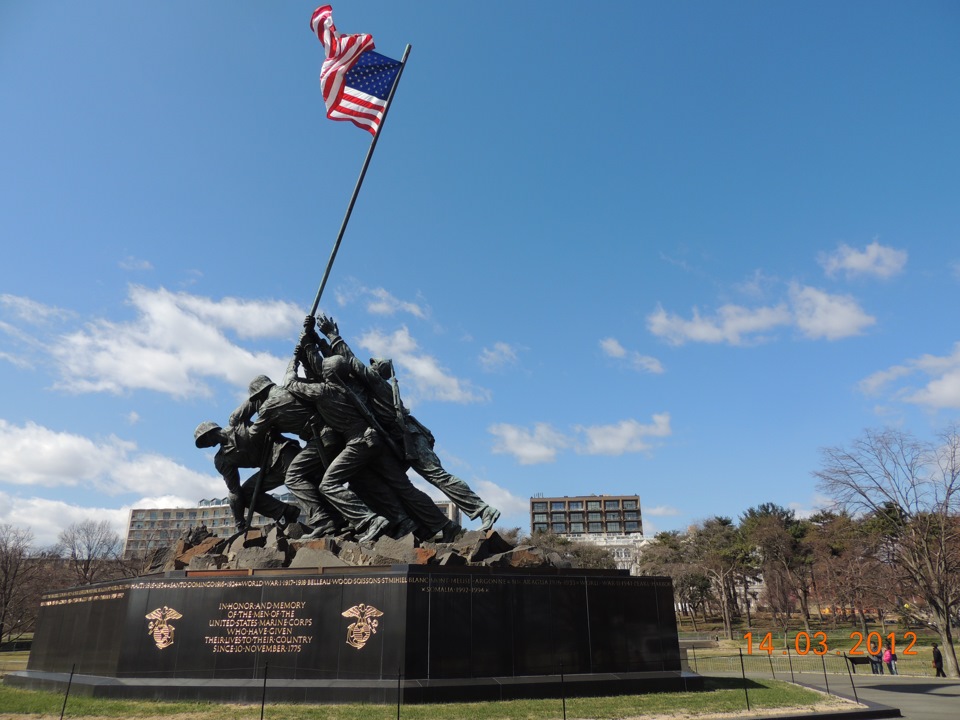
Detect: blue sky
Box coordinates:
(2, 2, 959, 548)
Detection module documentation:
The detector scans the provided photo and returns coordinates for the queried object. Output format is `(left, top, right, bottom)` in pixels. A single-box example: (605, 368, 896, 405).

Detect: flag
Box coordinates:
(311, 5, 402, 136)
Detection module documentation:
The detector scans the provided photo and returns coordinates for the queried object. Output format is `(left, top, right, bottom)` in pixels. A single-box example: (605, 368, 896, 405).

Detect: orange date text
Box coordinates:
(743, 631, 919, 656)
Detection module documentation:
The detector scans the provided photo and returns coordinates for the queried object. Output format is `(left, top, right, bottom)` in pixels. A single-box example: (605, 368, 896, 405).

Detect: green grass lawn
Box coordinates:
(0, 651, 29, 675)
(0, 677, 850, 719)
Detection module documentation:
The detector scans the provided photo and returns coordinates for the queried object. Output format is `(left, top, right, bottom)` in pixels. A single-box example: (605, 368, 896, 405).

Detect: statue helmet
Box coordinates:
(247, 374, 275, 400)
(193, 421, 221, 448)
(369, 357, 394, 380)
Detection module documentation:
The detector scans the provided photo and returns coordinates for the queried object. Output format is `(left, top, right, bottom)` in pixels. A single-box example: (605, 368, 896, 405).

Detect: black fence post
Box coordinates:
(59, 663, 75, 720)
(786, 646, 795, 683)
(820, 653, 831, 696)
(843, 654, 860, 705)
(260, 662, 269, 720)
(560, 661, 567, 720)
(738, 648, 751, 711)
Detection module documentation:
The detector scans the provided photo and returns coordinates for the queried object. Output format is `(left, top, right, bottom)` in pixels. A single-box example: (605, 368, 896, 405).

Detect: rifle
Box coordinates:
(244, 433, 274, 537)
(387, 363, 417, 460)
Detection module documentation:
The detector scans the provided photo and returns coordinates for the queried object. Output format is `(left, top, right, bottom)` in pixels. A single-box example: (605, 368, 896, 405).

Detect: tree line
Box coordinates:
(637, 425, 960, 678)
(0, 519, 129, 646)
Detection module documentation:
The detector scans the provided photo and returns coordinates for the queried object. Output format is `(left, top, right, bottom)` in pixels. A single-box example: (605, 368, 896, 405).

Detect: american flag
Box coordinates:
(311, 5, 402, 136)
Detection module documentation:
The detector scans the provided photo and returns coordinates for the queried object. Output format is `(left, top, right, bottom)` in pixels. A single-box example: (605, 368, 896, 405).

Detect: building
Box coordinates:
(123, 494, 462, 560)
(530, 493, 643, 536)
(529, 494, 648, 573)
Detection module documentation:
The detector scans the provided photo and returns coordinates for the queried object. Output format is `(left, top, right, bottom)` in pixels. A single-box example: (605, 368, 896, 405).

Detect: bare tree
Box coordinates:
(815, 426, 960, 677)
(56, 519, 125, 585)
(0, 524, 41, 643)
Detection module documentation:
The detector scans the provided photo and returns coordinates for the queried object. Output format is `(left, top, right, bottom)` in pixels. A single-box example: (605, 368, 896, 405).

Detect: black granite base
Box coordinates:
(6, 669, 703, 704)
(8, 565, 701, 703)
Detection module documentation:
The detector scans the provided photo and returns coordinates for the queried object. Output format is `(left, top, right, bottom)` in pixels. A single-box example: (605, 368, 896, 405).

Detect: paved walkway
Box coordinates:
(794, 673, 960, 719)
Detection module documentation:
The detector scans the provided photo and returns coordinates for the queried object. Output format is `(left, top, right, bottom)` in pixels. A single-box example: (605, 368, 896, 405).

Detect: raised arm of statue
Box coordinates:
(228, 397, 258, 428)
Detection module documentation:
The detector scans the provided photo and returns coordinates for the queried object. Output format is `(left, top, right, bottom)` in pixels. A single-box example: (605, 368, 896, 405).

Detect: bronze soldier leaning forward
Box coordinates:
(193, 421, 300, 532)
(229, 374, 347, 539)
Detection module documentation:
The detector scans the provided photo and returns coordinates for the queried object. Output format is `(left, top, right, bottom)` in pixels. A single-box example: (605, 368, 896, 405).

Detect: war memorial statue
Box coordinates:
(6, 6, 691, 705)
(194, 314, 498, 545)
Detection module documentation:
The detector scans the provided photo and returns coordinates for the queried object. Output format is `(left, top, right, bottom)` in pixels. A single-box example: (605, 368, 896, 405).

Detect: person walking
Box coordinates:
(932, 643, 946, 677)
(883, 641, 898, 675)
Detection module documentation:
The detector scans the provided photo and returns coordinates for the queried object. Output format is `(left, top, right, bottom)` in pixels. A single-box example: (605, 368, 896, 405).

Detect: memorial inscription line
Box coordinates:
(204, 600, 315, 654)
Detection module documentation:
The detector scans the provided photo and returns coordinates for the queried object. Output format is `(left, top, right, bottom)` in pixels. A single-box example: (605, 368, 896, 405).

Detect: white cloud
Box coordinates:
(859, 365, 912, 396)
(860, 343, 960, 410)
(787, 494, 832, 519)
(48, 286, 298, 398)
(0, 492, 132, 549)
(575, 414, 672, 455)
(644, 505, 680, 517)
(600, 337, 664, 374)
(479, 341, 519, 371)
(332, 283, 427, 319)
(0, 419, 221, 498)
(119, 256, 153, 271)
(600, 338, 627, 358)
(0, 294, 72, 323)
(489, 422, 570, 465)
(647, 284, 874, 346)
(819, 240, 907, 279)
(490, 415, 671, 463)
(358, 326, 489, 404)
(647, 303, 792, 346)
(789, 284, 876, 340)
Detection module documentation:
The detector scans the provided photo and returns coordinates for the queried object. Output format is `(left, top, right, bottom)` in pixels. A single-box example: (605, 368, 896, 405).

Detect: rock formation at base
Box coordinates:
(143, 523, 575, 574)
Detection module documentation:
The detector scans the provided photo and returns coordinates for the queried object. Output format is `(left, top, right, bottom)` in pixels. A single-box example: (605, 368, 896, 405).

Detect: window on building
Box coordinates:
(623, 500, 637, 510)
(606, 512, 620, 521)
(533, 523, 548, 533)
(551, 512, 565, 521)
(552, 523, 566, 532)
(625, 521, 639, 531)
(588, 512, 601, 521)
(604, 500, 619, 509)
(570, 523, 584, 533)
(533, 513, 547, 523)
(569, 512, 583, 521)
(624, 511, 638, 520)
(550, 501, 565, 511)
(607, 522, 621, 533)
(149, 511, 157, 520)
(587, 501, 601, 510)
(587, 522, 602, 532)
(176, 512, 184, 519)
(162, 511, 171, 519)
(568, 501, 583, 510)
(532, 502, 547, 511)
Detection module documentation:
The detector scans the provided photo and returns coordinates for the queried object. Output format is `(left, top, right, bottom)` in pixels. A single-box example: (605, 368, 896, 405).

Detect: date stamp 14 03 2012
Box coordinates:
(744, 631, 919, 656)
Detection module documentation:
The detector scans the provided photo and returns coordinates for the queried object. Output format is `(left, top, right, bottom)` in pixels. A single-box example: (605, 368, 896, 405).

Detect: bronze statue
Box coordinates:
(315, 314, 501, 532)
(193, 421, 300, 532)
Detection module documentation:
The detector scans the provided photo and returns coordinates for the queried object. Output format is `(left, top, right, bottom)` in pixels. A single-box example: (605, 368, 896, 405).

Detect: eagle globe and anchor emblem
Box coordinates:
(145, 606, 183, 650)
(342, 603, 383, 650)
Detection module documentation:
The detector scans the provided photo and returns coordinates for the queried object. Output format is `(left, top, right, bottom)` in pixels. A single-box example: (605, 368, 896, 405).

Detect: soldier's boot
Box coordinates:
(278, 504, 301, 529)
(358, 516, 390, 544)
(437, 520, 464, 544)
(479, 505, 501, 532)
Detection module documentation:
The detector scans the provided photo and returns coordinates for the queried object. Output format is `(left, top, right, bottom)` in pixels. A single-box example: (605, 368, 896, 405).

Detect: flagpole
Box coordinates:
(309, 44, 412, 318)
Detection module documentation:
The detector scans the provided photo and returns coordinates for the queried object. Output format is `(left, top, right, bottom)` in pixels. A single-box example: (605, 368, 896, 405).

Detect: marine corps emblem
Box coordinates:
(341, 603, 383, 650)
(146, 606, 183, 649)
